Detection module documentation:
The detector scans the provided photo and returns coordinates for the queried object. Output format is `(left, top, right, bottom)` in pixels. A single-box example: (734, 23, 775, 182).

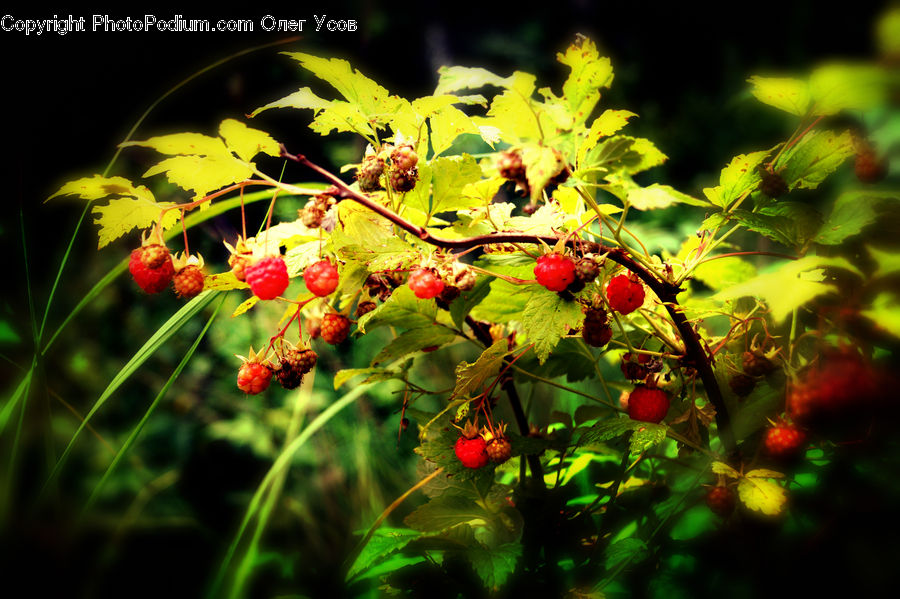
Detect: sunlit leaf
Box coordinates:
(738, 472, 787, 516)
(452, 340, 508, 399)
(747, 76, 810, 115)
(143, 154, 253, 199)
(372, 325, 456, 365)
(777, 130, 854, 190)
(91, 198, 180, 249)
(219, 118, 279, 161)
(520, 287, 584, 363)
(809, 62, 888, 116)
(121, 132, 228, 156)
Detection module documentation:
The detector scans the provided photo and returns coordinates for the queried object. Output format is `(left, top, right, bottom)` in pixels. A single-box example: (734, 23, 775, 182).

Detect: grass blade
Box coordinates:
(0, 363, 34, 437)
(41, 291, 220, 496)
(208, 382, 375, 598)
(82, 295, 225, 515)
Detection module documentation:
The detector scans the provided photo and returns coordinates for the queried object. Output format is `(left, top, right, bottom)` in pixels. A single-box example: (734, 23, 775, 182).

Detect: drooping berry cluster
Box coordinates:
(705, 485, 736, 517)
(275, 345, 319, 390)
(854, 144, 887, 183)
(534, 253, 576, 292)
(237, 351, 274, 395)
(763, 422, 807, 459)
(246, 255, 290, 300)
(621, 352, 653, 381)
(356, 155, 385, 192)
(758, 167, 788, 198)
(174, 265, 205, 299)
(408, 268, 445, 299)
(129, 245, 175, 294)
(605, 273, 645, 314)
(300, 193, 337, 228)
(321, 313, 351, 345)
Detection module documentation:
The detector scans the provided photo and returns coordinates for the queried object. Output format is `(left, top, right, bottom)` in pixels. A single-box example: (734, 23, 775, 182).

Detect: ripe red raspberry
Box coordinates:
(408, 268, 445, 299)
(534, 253, 576, 292)
(304, 259, 340, 297)
(237, 361, 273, 394)
(356, 155, 385, 192)
(173, 265, 205, 299)
(788, 350, 879, 431)
(764, 423, 807, 459)
(391, 144, 419, 171)
(454, 435, 489, 469)
(606, 274, 645, 315)
(389, 167, 419, 193)
(705, 485, 736, 517)
(621, 352, 652, 381)
(855, 150, 887, 183)
(141, 244, 170, 269)
(129, 248, 175, 294)
(627, 385, 669, 423)
(245, 256, 289, 300)
(321, 313, 350, 345)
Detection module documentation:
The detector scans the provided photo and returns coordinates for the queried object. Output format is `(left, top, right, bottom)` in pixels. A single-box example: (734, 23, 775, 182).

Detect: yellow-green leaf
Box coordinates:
(204, 272, 249, 292)
(711, 461, 740, 479)
(521, 143, 566, 202)
(777, 130, 854, 190)
(556, 37, 614, 125)
(577, 109, 637, 166)
(250, 87, 331, 117)
(47, 175, 150, 203)
(232, 296, 259, 317)
(91, 198, 180, 249)
(717, 151, 768, 208)
(430, 106, 481, 157)
(219, 119, 279, 161)
(738, 474, 787, 516)
(144, 154, 253, 199)
(747, 76, 810, 115)
(121, 132, 228, 156)
(435, 66, 513, 94)
(809, 62, 888, 116)
(628, 184, 705, 211)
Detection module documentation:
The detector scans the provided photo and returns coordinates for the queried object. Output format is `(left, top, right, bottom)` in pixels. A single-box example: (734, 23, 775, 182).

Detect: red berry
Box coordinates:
(788, 350, 879, 430)
(245, 256, 289, 300)
(141, 244, 170, 269)
(304, 259, 340, 297)
(621, 352, 652, 381)
(534, 253, 576, 292)
(237, 361, 273, 394)
(764, 423, 807, 459)
(627, 385, 669, 423)
(706, 485, 736, 517)
(408, 268, 445, 299)
(454, 435, 489, 469)
(321, 313, 350, 345)
(129, 248, 175, 294)
(855, 150, 887, 183)
(582, 320, 613, 347)
(389, 167, 419, 192)
(606, 274, 645, 315)
(173, 265, 205, 299)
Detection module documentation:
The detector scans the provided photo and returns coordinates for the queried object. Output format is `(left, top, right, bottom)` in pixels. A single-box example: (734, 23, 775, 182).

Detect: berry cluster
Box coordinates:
(605, 273, 645, 314)
(626, 384, 669, 423)
(301, 193, 337, 228)
(534, 253, 576, 292)
(129, 244, 175, 294)
(453, 422, 511, 469)
(356, 155, 385, 192)
(304, 259, 340, 297)
(246, 256, 290, 300)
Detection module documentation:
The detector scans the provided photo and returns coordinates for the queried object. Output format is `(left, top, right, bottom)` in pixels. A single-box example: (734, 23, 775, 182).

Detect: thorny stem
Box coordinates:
(281, 146, 739, 458)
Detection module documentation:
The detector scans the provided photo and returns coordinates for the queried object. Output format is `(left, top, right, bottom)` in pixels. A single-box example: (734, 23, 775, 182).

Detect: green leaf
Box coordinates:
(709, 151, 768, 209)
(373, 325, 456, 365)
(694, 256, 758, 291)
(521, 143, 566, 202)
(815, 191, 880, 245)
(404, 494, 492, 533)
(121, 132, 228, 156)
(346, 527, 421, 581)
(714, 255, 861, 323)
(357, 286, 438, 333)
(143, 154, 253, 199)
(604, 537, 648, 569)
(738, 471, 787, 516)
(449, 277, 492, 330)
(861, 292, 900, 340)
(711, 461, 740, 479)
(578, 417, 637, 447)
(218, 119, 279, 161)
(470, 279, 533, 324)
(869, 245, 900, 279)
(747, 76, 810, 115)
(333, 366, 407, 390)
(520, 288, 584, 363)
(435, 66, 514, 95)
(430, 107, 482, 157)
(249, 87, 331, 117)
(584, 135, 667, 178)
(577, 109, 637, 166)
(628, 184, 707, 210)
(91, 197, 181, 249)
(809, 62, 888, 116)
(481, 72, 540, 143)
(337, 239, 420, 273)
(629, 423, 667, 454)
(284, 52, 396, 115)
(777, 130, 854, 190)
(431, 155, 484, 213)
(557, 37, 614, 126)
(47, 175, 148, 202)
(452, 340, 508, 399)
(467, 543, 522, 591)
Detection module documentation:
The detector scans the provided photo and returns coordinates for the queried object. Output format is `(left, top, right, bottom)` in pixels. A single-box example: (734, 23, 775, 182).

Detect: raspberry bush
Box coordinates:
(9, 18, 900, 599)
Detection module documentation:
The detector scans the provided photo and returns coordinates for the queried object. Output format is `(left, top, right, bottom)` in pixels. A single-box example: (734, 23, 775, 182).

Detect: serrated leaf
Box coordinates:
(557, 37, 614, 127)
(430, 106, 482, 157)
(467, 543, 522, 591)
(449, 277, 492, 330)
(717, 151, 768, 208)
(745, 468, 785, 479)
(604, 537, 648, 569)
(747, 76, 810, 115)
(711, 461, 740, 479)
(47, 175, 150, 203)
(431, 155, 484, 213)
(521, 288, 584, 363)
(520, 143, 566, 202)
(629, 423, 667, 454)
(738, 474, 787, 516)
(91, 198, 180, 249)
(577, 109, 637, 166)
(121, 132, 228, 156)
(578, 417, 636, 446)
(373, 325, 456, 365)
(346, 528, 421, 581)
(144, 154, 253, 199)
(435, 66, 514, 95)
(714, 255, 861, 323)
(452, 340, 508, 399)
(284, 52, 397, 116)
(585, 135, 667, 178)
(337, 239, 419, 273)
(481, 72, 540, 143)
(249, 87, 331, 117)
(232, 296, 259, 317)
(404, 494, 492, 533)
(628, 184, 706, 211)
(204, 272, 249, 292)
(809, 62, 888, 116)
(334, 366, 405, 389)
(777, 130, 854, 190)
(815, 191, 881, 245)
(470, 279, 533, 323)
(218, 119, 279, 161)
(356, 286, 438, 334)
(726, 209, 795, 247)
